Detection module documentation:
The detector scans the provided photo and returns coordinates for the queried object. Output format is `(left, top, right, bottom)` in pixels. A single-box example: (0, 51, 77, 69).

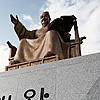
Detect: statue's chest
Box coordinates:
(35, 27, 48, 38)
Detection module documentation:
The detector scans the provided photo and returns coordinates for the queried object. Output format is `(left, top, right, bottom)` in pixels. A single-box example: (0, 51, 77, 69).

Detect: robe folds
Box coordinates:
(14, 21, 69, 63)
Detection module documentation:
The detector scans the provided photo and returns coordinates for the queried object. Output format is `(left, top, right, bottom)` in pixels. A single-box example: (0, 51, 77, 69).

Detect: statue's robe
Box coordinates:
(14, 20, 69, 63)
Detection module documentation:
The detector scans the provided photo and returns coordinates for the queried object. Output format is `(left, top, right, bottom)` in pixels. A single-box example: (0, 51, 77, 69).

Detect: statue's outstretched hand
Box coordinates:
(10, 14, 18, 25)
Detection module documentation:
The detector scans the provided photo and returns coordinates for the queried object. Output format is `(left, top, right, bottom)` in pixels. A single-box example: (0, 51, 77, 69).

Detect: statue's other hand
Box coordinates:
(10, 14, 18, 25)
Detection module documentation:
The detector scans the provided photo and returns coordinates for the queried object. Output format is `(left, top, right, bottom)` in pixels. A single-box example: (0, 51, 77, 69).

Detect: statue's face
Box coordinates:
(41, 12, 50, 27)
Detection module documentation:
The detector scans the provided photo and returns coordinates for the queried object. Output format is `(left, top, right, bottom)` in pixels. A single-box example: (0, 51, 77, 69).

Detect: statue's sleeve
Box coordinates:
(14, 21, 37, 40)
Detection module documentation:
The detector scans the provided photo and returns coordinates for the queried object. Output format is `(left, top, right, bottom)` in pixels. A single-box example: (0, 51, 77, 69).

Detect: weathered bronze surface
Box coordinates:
(6, 11, 86, 70)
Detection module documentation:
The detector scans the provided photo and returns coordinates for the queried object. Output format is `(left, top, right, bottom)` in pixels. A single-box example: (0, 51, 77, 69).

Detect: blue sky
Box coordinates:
(0, 0, 100, 72)
(0, 0, 45, 45)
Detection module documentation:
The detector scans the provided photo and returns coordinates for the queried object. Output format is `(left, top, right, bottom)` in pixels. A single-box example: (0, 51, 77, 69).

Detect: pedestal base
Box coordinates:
(1, 52, 100, 100)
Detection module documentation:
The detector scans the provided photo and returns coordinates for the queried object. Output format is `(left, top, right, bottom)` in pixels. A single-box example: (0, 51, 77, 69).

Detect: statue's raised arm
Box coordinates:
(10, 14, 36, 40)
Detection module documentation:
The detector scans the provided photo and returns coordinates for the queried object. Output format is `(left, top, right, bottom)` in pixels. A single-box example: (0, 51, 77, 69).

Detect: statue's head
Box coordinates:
(40, 11, 51, 27)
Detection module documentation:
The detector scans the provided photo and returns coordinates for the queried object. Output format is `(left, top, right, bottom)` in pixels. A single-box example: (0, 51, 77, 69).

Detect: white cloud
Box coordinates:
(29, 22, 41, 30)
(0, 45, 9, 72)
(22, 14, 41, 30)
(40, 0, 100, 55)
(22, 14, 32, 21)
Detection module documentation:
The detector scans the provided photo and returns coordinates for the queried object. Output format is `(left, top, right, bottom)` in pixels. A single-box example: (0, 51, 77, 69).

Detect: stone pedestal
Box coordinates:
(0, 52, 100, 100)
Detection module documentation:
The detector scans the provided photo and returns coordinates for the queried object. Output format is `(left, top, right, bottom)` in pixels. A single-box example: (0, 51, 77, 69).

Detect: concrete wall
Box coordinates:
(0, 52, 100, 100)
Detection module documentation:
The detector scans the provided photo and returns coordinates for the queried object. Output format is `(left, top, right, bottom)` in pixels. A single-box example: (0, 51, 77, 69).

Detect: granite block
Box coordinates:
(0, 52, 100, 100)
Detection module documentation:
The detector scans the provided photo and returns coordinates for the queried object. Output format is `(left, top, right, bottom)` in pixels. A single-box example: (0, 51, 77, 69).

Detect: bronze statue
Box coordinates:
(10, 11, 71, 64)
(5, 11, 86, 71)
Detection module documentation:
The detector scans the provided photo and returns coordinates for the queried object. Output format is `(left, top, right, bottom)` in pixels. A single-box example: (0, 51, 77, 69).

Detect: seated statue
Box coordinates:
(10, 11, 71, 64)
